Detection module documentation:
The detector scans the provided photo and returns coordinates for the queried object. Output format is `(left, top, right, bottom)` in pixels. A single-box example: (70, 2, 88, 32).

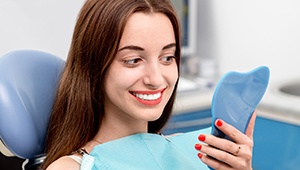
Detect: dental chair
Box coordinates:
(0, 50, 65, 170)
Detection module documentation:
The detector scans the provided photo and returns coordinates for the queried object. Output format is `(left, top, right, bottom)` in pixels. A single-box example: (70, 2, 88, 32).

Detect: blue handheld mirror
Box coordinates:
(211, 66, 270, 141)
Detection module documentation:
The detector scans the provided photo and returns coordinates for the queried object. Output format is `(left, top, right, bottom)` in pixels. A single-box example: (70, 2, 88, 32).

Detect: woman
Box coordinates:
(42, 0, 255, 169)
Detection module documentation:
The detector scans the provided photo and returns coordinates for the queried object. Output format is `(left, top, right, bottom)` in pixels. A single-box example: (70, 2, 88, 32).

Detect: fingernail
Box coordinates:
(197, 153, 203, 159)
(194, 144, 202, 150)
(216, 119, 223, 127)
(198, 134, 206, 142)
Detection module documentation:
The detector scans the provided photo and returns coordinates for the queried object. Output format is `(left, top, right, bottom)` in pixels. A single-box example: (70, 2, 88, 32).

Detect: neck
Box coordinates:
(94, 113, 148, 143)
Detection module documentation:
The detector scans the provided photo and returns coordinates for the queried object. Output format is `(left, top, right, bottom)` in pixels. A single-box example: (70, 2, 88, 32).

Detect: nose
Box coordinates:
(143, 62, 164, 89)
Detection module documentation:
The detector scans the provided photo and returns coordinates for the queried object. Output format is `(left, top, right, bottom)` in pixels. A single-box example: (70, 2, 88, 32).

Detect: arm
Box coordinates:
(195, 111, 257, 170)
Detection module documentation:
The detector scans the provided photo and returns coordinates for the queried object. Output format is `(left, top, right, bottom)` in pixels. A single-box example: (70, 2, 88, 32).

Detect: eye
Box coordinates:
(124, 58, 142, 66)
(161, 56, 176, 65)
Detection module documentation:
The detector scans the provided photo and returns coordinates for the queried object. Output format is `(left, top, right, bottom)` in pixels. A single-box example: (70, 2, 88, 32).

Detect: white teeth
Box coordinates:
(133, 92, 161, 100)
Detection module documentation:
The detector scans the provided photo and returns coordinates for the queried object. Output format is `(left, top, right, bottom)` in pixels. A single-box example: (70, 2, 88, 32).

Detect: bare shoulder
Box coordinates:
(46, 156, 81, 170)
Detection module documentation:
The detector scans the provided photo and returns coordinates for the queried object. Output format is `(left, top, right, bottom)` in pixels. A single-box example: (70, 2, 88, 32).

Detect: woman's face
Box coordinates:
(103, 12, 178, 128)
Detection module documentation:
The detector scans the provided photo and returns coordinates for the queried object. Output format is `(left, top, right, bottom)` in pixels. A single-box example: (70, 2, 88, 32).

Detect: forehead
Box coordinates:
(119, 12, 175, 48)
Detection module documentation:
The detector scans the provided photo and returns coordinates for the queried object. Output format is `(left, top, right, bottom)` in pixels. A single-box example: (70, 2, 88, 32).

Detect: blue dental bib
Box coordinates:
(81, 128, 211, 170)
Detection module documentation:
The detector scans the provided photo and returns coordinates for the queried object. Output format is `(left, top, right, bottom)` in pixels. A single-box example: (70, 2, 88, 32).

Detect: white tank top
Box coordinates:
(68, 155, 82, 164)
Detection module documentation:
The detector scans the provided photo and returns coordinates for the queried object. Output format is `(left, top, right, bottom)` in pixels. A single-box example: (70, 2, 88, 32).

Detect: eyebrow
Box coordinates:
(118, 43, 176, 52)
(162, 43, 176, 50)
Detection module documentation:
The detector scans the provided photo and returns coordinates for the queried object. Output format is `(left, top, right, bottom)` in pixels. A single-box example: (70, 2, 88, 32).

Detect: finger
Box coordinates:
(198, 133, 253, 164)
(199, 143, 238, 166)
(197, 134, 240, 157)
(245, 110, 257, 140)
(232, 145, 241, 156)
(214, 119, 250, 144)
(200, 154, 232, 170)
(197, 144, 250, 169)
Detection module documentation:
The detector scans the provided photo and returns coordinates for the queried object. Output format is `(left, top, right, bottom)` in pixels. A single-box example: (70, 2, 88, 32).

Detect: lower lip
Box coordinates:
(132, 92, 163, 106)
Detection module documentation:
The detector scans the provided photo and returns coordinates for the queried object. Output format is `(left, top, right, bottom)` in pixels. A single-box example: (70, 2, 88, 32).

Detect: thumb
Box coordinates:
(245, 110, 257, 139)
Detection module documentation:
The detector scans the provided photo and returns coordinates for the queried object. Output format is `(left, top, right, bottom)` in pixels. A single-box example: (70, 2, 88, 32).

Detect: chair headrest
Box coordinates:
(0, 50, 65, 159)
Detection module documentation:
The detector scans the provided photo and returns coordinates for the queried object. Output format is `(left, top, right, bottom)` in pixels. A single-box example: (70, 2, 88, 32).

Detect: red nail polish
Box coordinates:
(197, 153, 203, 159)
(216, 119, 223, 127)
(198, 134, 206, 142)
(194, 144, 202, 150)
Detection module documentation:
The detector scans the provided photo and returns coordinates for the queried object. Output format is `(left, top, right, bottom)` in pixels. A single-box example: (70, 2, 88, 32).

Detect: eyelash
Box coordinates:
(161, 56, 176, 65)
(124, 58, 142, 66)
(123, 55, 176, 67)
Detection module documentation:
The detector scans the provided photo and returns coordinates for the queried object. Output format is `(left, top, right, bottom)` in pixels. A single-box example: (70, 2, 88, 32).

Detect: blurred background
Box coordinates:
(1, 0, 300, 169)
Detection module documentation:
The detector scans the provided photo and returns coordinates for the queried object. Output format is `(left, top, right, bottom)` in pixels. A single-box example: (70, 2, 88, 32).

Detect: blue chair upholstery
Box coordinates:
(0, 50, 65, 167)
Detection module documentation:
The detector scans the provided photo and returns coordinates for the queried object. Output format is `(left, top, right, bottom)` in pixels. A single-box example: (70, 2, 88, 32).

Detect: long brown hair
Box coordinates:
(42, 0, 181, 169)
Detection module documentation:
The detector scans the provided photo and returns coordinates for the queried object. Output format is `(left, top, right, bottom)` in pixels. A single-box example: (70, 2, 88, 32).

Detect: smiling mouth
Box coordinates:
(130, 89, 165, 106)
(132, 92, 161, 101)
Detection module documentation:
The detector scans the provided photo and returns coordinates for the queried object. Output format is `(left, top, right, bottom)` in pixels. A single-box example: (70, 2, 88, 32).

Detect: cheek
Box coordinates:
(165, 65, 179, 87)
(172, 70, 179, 84)
(106, 67, 141, 90)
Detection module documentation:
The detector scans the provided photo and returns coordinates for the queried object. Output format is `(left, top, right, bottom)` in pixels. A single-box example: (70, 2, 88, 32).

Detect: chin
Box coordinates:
(146, 112, 164, 122)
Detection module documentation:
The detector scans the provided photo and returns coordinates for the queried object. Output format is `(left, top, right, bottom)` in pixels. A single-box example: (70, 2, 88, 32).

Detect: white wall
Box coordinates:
(0, 0, 85, 60)
(2, 0, 300, 82)
(209, 0, 300, 81)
